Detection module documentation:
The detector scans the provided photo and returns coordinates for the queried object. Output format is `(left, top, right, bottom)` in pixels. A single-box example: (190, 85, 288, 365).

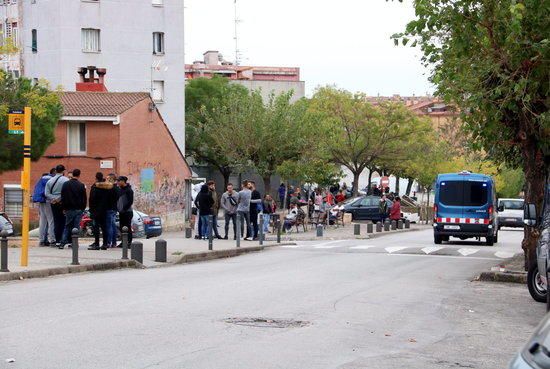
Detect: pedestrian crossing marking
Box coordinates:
(495, 251, 516, 259)
(314, 245, 339, 249)
(421, 246, 443, 254)
(281, 245, 300, 248)
(350, 246, 375, 250)
(385, 247, 407, 254)
(458, 248, 479, 256)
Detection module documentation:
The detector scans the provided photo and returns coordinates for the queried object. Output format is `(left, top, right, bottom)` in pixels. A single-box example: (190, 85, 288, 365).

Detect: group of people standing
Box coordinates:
(193, 180, 277, 241)
(32, 164, 134, 250)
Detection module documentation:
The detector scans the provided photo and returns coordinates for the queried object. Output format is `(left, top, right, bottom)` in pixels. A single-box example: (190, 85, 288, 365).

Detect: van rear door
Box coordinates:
(437, 180, 464, 222)
(463, 180, 490, 222)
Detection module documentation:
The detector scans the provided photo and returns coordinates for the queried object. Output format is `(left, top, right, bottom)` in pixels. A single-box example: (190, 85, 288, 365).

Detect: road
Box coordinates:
(0, 228, 545, 369)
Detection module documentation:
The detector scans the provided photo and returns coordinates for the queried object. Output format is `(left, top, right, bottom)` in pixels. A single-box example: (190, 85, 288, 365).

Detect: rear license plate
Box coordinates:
(444, 225, 460, 230)
(506, 218, 516, 222)
(154, 220, 160, 225)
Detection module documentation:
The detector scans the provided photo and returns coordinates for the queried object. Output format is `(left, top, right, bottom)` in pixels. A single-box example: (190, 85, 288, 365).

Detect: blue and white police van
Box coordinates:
(433, 171, 499, 245)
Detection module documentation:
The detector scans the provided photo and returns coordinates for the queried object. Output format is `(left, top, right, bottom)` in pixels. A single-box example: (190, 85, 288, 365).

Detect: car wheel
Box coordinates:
(434, 234, 442, 244)
(528, 262, 547, 303)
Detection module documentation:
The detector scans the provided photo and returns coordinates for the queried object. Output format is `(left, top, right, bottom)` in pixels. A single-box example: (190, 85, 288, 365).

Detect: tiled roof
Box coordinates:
(60, 92, 150, 117)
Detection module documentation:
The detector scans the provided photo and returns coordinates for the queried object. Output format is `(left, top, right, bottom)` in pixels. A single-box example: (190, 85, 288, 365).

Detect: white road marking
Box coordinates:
(388, 253, 500, 261)
(495, 251, 517, 259)
(314, 245, 340, 249)
(350, 246, 376, 250)
(421, 246, 443, 254)
(280, 245, 300, 248)
(385, 246, 407, 254)
(458, 248, 479, 257)
(313, 240, 349, 249)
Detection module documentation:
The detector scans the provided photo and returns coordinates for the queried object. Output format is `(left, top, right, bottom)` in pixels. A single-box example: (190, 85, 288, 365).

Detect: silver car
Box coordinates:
(509, 312, 550, 368)
(0, 213, 14, 236)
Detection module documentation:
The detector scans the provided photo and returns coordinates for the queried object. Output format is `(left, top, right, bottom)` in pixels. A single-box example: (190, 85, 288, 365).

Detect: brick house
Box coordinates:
(0, 74, 192, 227)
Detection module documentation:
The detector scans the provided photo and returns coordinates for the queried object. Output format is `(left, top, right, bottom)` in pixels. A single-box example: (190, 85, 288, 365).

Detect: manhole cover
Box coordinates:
(224, 317, 310, 328)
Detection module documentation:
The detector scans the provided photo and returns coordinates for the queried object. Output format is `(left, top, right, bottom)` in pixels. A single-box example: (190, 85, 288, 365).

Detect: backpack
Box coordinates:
(32, 176, 50, 203)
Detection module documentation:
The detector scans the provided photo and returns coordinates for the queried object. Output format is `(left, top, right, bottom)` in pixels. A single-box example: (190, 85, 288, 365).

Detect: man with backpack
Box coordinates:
(32, 168, 55, 246)
(45, 165, 69, 247)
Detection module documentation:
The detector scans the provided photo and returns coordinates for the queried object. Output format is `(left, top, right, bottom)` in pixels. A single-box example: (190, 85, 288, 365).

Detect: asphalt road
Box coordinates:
(0, 228, 545, 369)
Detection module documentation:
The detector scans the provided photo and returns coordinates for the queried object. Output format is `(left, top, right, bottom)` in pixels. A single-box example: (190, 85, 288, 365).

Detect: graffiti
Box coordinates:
(140, 168, 155, 193)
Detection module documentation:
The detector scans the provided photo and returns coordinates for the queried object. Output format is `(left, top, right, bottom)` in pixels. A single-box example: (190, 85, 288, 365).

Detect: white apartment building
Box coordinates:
(0, 0, 186, 150)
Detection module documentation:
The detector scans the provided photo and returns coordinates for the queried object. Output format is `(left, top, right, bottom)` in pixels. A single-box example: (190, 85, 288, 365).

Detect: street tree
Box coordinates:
(0, 73, 61, 173)
(392, 0, 550, 264)
(185, 77, 249, 188)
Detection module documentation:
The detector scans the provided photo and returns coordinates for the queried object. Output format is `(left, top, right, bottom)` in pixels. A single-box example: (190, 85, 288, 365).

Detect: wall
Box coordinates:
(21, 0, 186, 150)
(232, 80, 306, 103)
(119, 98, 191, 219)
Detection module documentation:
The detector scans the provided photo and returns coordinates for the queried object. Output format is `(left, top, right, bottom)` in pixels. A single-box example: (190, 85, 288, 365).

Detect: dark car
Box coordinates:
(509, 312, 550, 368)
(136, 210, 162, 239)
(343, 196, 384, 221)
(78, 209, 161, 239)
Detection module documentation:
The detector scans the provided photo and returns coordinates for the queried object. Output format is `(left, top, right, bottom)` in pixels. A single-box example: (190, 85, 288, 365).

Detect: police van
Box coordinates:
(433, 171, 498, 245)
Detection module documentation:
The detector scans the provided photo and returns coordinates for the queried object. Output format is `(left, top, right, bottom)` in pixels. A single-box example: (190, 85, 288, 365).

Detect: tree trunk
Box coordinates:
(405, 178, 414, 196)
(395, 175, 400, 195)
(520, 137, 546, 270)
(263, 175, 272, 196)
(352, 171, 360, 197)
(367, 169, 373, 194)
(219, 167, 232, 191)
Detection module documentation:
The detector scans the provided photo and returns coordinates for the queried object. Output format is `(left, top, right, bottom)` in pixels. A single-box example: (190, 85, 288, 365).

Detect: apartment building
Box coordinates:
(0, 0, 186, 150)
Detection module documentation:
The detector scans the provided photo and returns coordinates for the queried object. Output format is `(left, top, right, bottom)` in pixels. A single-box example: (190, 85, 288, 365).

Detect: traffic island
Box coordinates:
(475, 254, 526, 284)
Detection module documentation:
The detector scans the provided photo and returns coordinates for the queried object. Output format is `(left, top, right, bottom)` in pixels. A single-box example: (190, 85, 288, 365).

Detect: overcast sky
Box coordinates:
(184, 0, 433, 97)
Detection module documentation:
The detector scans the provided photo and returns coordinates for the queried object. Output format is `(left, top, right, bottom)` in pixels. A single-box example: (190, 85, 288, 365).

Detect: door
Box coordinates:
(462, 180, 490, 221)
(356, 197, 379, 221)
(437, 180, 464, 221)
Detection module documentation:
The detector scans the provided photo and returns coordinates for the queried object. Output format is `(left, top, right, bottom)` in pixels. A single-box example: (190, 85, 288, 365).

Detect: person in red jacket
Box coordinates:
(389, 196, 402, 222)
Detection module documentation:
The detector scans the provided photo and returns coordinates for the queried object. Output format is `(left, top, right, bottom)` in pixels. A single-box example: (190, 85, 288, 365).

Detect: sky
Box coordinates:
(184, 0, 433, 97)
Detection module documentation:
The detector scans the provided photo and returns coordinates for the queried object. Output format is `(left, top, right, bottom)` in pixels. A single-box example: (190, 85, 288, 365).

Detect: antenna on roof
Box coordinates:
(234, 0, 242, 66)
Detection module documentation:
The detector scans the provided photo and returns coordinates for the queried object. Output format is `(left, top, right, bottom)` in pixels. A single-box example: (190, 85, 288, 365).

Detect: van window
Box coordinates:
(439, 180, 489, 207)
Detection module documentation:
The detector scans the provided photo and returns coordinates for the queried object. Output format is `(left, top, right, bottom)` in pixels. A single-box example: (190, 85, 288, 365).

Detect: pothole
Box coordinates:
(224, 317, 310, 329)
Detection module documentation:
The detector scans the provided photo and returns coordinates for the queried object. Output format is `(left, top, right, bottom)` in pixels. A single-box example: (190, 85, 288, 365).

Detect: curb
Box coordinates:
(174, 242, 296, 264)
(264, 226, 423, 242)
(475, 271, 527, 284)
(0, 260, 143, 282)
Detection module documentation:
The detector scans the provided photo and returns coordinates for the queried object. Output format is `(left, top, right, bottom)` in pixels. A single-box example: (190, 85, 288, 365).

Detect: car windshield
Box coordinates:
(344, 197, 361, 205)
(500, 200, 523, 210)
(439, 180, 488, 207)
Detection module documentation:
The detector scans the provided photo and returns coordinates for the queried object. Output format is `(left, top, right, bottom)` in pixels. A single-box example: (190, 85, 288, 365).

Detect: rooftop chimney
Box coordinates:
(76, 66, 108, 92)
(203, 50, 220, 66)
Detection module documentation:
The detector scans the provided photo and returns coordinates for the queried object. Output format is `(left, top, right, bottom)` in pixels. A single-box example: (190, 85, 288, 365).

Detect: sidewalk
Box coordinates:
(476, 254, 526, 283)
(0, 222, 425, 282)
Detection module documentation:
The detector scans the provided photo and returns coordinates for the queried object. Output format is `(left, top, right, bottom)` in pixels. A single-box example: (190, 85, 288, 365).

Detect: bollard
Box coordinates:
(276, 219, 281, 244)
(376, 222, 382, 232)
(259, 215, 264, 245)
(0, 230, 9, 272)
(155, 239, 167, 262)
(316, 224, 323, 237)
(391, 220, 397, 231)
(398, 220, 404, 230)
(208, 215, 213, 251)
(121, 226, 129, 260)
(185, 227, 192, 238)
(367, 222, 373, 234)
(131, 241, 143, 264)
(236, 214, 241, 248)
(384, 220, 390, 232)
(405, 219, 411, 229)
(71, 228, 80, 265)
(354, 223, 360, 235)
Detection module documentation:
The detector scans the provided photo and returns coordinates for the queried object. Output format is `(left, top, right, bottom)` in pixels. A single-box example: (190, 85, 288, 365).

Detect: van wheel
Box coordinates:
(528, 263, 547, 303)
(434, 235, 443, 244)
(486, 236, 494, 246)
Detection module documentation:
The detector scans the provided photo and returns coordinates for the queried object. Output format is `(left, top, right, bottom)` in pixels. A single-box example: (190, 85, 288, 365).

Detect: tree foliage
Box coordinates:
(0, 73, 61, 173)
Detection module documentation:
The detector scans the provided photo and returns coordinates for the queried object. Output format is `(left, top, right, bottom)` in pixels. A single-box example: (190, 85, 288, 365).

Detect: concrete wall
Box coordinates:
(232, 80, 306, 103)
(21, 0, 186, 150)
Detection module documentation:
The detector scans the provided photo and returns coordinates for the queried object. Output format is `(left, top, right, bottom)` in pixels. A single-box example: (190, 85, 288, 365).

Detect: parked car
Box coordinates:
(79, 209, 159, 239)
(343, 196, 384, 221)
(509, 311, 550, 368)
(498, 198, 525, 229)
(136, 210, 162, 239)
(433, 171, 499, 245)
(0, 212, 14, 236)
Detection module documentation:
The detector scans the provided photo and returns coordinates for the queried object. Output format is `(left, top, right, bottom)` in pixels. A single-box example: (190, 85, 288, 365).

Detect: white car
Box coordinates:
(402, 212, 420, 223)
(497, 198, 524, 229)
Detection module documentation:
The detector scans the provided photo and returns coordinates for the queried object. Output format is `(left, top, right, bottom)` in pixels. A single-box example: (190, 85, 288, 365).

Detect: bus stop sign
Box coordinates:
(8, 110, 25, 134)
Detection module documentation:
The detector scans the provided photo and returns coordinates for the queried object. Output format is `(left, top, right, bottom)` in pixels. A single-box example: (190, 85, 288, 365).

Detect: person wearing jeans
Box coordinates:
(236, 181, 252, 240)
(116, 176, 134, 247)
(262, 194, 275, 233)
(194, 184, 214, 240)
(59, 169, 87, 249)
(221, 183, 239, 239)
(45, 165, 69, 247)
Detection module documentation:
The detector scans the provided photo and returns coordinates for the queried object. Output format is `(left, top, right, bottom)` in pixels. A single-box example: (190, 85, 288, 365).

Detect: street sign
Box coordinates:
(8, 110, 25, 134)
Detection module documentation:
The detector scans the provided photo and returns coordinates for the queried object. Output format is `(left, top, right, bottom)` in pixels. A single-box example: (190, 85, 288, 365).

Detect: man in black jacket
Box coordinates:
(248, 181, 262, 240)
(89, 172, 119, 250)
(116, 176, 134, 247)
(60, 169, 87, 249)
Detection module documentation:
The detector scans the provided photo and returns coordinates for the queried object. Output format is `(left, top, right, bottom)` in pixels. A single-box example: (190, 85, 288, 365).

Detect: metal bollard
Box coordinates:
(276, 219, 281, 244)
(391, 220, 397, 230)
(405, 219, 411, 229)
(376, 222, 382, 232)
(71, 228, 80, 265)
(155, 239, 167, 262)
(1, 230, 9, 272)
(185, 227, 192, 238)
(398, 220, 404, 229)
(208, 215, 213, 251)
(316, 224, 323, 237)
(354, 223, 360, 235)
(384, 220, 390, 232)
(367, 222, 373, 234)
(259, 215, 264, 245)
(131, 241, 143, 264)
(236, 214, 241, 248)
(121, 226, 129, 260)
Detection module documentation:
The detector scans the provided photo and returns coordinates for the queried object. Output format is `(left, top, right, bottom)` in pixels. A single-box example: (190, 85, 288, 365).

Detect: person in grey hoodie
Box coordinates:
(221, 183, 239, 239)
(237, 180, 253, 240)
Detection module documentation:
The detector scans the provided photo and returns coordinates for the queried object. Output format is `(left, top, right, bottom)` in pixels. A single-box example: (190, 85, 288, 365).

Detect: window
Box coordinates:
(152, 0, 163, 5)
(152, 80, 164, 102)
(153, 32, 164, 54)
(67, 122, 86, 154)
(9, 22, 18, 45)
(31, 29, 37, 52)
(4, 185, 22, 218)
(81, 28, 100, 52)
(439, 181, 488, 207)
(463, 181, 488, 207)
